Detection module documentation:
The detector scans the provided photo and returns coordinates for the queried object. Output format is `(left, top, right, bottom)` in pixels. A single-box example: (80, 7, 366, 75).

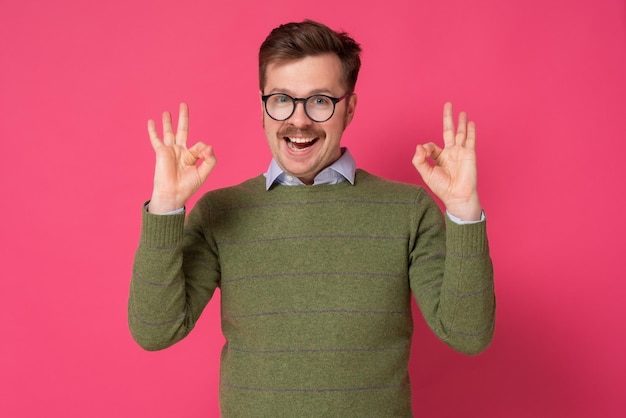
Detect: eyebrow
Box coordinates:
(265, 88, 338, 97)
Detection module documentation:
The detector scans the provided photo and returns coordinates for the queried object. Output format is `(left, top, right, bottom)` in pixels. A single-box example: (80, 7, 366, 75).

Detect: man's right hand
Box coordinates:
(147, 103, 217, 214)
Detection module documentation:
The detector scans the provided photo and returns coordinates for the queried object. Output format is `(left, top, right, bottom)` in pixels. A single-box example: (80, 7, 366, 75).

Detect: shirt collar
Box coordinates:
(264, 147, 356, 190)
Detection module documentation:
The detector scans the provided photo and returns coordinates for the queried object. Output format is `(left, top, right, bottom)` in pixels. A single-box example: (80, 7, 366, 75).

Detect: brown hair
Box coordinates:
(259, 20, 362, 93)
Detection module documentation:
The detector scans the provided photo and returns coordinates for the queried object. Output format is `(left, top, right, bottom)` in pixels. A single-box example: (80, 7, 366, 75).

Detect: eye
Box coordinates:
(268, 94, 292, 107)
(310, 95, 331, 106)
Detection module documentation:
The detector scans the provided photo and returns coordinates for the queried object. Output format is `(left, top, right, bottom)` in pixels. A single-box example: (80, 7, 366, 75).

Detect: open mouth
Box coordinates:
(285, 137, 318, 152)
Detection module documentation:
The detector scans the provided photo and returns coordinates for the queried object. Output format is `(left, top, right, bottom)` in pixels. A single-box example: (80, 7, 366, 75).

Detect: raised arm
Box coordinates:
(128, 103, 220, 350)
(410, 102, 494, 354)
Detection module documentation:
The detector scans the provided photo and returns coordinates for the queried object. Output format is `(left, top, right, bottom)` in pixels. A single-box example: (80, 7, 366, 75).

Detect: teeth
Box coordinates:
(286, 137, 316, 152)
(287, 137, 315, 143)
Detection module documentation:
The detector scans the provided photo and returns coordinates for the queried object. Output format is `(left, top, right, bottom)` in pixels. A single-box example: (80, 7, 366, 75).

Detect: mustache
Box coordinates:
(277, 127, 325, 138)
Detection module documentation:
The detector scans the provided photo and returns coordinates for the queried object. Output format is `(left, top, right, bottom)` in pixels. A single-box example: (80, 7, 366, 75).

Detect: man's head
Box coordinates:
(259, 20, 362, 185)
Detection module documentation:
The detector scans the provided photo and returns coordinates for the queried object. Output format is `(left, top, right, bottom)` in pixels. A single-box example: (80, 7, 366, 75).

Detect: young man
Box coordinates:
(129, 20, 494, 417)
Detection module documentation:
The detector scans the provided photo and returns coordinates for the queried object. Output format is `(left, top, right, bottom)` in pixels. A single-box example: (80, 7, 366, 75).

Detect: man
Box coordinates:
(129, 20, 494, 417)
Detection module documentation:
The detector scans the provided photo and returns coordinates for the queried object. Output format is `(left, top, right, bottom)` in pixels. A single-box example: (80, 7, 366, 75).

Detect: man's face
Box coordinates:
(262, 53, 357, 185)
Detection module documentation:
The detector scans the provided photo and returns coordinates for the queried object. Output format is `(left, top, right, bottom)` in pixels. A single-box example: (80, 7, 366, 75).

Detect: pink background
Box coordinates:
(1, 0, 625, 416)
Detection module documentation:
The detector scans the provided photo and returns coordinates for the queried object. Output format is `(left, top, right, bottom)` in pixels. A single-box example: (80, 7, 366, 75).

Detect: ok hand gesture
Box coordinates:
(412, 102, 482, 221)
(147, 103, 217, 214)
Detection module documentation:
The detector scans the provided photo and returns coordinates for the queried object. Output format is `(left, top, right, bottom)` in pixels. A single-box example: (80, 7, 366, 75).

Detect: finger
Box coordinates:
(423, 142, 443, 161)
(176, 102, 189, 146)
(197, 145, 217, 182)
(466, 121, 476, 150)
(456, 111, 467, 146)
(147, 119, 163, 150)
(442, 102, 455, 147)
(412, 142, 443, 169)
(189, 143, 217, 183)
(412, 144, 432, 178)
(162, 111, 174, 145)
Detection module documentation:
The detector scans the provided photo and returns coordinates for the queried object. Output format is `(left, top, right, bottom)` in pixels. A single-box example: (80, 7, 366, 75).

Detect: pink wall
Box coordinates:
(1, 0, 625, 416)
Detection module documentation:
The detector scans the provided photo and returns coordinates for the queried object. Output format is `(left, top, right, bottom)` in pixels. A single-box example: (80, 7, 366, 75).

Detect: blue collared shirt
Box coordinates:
(264, 147, 356, 190)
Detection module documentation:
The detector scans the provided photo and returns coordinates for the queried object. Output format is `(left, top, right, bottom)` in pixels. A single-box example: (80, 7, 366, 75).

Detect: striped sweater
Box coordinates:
(129, 170, 495, 417)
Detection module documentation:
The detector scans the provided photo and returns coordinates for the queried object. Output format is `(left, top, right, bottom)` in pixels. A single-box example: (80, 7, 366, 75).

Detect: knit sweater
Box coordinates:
(129, 170, 495, 417)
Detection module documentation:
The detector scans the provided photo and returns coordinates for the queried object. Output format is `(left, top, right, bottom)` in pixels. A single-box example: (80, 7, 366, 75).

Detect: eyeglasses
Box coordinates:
(261, 93, 350, 123)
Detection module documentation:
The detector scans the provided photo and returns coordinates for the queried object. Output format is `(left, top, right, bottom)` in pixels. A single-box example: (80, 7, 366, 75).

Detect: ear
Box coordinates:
(344, 93, 358, 127)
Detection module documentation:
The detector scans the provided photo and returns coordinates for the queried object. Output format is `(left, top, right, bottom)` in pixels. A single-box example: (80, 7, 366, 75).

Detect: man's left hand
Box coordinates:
(412, 102, 482, 221)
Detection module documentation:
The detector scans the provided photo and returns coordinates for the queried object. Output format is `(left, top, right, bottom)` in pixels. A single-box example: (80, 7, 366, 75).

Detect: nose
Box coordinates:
(287, 100, 312, 126)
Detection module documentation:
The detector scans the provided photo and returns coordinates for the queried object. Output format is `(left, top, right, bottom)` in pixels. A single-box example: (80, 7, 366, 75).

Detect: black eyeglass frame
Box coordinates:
(261, 93, 351, 123)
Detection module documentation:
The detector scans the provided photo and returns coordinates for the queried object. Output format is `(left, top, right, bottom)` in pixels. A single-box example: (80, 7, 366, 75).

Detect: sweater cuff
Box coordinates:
(445, 217, 489, 257)
(140, 202, 185, 248)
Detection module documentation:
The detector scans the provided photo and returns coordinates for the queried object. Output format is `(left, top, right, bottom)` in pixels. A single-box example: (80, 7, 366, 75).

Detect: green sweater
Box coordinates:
(129, 170, 495, 417)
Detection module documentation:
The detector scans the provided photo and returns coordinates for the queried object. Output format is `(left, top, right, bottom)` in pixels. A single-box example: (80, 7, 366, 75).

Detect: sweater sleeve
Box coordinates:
(409, 189, 495, 355)
(128, 198, 220, 351)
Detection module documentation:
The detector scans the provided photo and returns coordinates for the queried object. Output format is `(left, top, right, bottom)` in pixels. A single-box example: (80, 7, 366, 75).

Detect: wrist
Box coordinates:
(148, 193, 184, 214)
(445, 195, 482, 222)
